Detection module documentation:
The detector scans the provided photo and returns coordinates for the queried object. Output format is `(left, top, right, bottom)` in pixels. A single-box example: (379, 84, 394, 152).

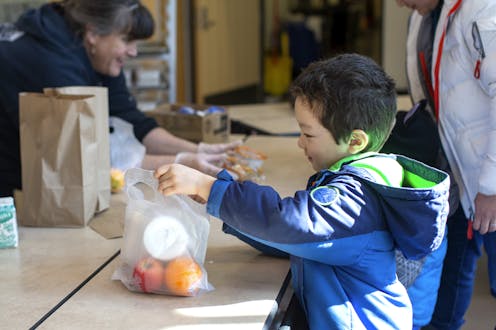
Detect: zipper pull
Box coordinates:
(472, 22, 485, 80)
(474, 58, 481, 79)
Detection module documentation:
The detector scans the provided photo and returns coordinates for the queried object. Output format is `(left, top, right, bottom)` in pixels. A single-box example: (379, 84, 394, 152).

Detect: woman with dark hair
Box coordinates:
(0, 0, 239, 198)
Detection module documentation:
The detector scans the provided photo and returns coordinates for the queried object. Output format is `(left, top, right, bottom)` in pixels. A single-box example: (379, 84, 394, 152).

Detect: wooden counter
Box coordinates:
(0, 226, 121, 329)
(0, 135, 313, 330)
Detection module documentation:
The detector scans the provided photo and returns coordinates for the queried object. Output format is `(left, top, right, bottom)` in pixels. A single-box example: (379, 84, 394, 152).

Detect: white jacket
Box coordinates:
(429, 0, 496, 218)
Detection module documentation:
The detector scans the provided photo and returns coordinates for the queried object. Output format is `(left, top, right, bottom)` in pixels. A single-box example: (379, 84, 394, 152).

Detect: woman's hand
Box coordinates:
(174, 152, 226, 177)
(197, 140, 243, 154)
(473, 193, 496, 234)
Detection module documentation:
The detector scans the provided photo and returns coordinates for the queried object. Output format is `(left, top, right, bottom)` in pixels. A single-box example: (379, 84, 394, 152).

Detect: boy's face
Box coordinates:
(295, 97, 351, 171)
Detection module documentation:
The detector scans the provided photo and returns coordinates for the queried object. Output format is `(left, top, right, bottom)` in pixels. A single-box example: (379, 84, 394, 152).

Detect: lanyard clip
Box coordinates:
(474, 59, 481, 79)
(472, 22, 485, 79)
(467, 208, 475, 240)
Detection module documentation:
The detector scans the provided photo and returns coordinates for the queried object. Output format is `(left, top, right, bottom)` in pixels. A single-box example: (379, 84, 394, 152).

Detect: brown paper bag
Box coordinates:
(48, 87, 111, 213)
(18, 87, 111, 227)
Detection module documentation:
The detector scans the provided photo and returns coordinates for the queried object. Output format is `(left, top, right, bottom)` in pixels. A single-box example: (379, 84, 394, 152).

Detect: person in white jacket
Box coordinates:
(397, 0, 496, 329)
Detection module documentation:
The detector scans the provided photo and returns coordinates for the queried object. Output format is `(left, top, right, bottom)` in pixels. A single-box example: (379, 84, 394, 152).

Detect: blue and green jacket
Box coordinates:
(207, 152, 450, 329)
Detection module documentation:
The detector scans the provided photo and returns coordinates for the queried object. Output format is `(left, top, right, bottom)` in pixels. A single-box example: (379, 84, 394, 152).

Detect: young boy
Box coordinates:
(155, 54, 450, 329)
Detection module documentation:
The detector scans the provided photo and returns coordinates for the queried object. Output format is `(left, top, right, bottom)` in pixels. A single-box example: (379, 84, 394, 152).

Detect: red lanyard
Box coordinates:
(419, 51, 435, 102)
(433, 0, 463, 121)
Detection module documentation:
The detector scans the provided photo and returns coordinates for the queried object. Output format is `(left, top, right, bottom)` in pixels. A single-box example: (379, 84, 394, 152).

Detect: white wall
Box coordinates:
(382, 2, 412, 92)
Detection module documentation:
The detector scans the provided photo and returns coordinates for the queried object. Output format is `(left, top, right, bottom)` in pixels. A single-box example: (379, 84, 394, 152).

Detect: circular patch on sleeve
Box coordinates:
(310, 186, 339, 206)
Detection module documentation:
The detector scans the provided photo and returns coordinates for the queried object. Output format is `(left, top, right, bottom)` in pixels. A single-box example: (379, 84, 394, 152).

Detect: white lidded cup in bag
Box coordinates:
(143, 216, 188, 261)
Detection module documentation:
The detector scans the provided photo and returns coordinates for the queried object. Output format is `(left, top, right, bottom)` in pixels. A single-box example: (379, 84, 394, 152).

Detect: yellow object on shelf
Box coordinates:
(264, 32, 293, 96)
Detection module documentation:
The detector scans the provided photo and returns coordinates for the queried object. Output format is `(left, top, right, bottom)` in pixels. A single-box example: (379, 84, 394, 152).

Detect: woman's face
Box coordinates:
(85, 31, 137, 77)
(396, 0, 440, 16)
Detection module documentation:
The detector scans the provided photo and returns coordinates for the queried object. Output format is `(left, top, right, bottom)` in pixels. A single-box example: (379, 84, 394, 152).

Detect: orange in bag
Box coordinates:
(163, 256, 203, 296)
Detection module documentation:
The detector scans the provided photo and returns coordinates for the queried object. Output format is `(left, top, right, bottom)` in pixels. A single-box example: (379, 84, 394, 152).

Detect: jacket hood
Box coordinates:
(337, 153, 450, 260)
(15, 3, 78, 49)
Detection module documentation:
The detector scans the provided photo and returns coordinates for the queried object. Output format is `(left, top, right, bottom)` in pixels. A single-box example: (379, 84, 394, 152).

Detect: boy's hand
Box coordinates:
(154, 164, 215, 201)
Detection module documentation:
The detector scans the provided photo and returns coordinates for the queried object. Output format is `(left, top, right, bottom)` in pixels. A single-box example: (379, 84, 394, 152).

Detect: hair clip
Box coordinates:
(128, 3, 139, 11)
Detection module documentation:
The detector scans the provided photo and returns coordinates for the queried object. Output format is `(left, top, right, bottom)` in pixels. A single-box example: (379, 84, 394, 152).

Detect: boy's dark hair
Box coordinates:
(289, 53, 397, 152)
(62, 0, 154, 40)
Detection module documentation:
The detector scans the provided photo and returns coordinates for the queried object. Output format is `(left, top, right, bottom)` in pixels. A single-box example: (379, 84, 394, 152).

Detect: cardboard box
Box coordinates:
(146, 104, 230, 143)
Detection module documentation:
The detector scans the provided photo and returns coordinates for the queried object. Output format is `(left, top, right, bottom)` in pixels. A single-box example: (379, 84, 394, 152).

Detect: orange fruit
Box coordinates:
(163, 256, 203, 296)
(110, 168, 125, 193)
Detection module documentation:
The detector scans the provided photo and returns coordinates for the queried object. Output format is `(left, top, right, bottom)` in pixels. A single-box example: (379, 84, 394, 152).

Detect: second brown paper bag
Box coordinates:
(19, 87, 110, 227)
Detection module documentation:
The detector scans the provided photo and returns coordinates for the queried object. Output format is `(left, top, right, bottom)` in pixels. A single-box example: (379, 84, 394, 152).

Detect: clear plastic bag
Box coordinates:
(109, 117, 146, 171)
(112, 168, 213, 296)
(223, 145, 267, 182)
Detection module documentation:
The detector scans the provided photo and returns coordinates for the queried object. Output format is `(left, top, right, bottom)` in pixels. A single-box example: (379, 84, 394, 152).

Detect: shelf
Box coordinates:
(129, 83, 169, 91)
(125, 0, 176, 107)
(137, 42, 170, 55)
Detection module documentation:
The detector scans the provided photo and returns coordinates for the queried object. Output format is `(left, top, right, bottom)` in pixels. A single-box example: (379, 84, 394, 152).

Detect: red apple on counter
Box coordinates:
(132, 257, 164, 293)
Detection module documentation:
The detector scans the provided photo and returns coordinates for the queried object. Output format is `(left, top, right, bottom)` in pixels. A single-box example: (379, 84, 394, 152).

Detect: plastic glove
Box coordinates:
(175, 152, 226, 177)
(197, 140, 243, 154)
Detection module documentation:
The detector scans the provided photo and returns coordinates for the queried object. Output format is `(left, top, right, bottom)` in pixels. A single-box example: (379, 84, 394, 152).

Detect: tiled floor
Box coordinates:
(464, 252, 496, 329)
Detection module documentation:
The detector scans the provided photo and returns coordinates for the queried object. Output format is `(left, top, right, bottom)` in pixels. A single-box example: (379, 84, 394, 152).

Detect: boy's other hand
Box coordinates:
(155, 163, 215, 201)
